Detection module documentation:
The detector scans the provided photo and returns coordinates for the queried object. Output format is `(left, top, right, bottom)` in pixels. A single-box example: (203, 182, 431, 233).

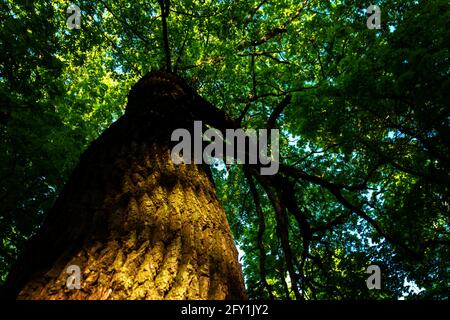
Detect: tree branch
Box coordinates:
(241, 85, 318, 103)
(279, 163, 368, 192)
(158, 0, 172, 71)
(237, 47, 258, 125)
(244, 169, 274, 300)
(266, 95, 292, 129)
(279, 164, 422, 259)
(256, 173, 303, 300)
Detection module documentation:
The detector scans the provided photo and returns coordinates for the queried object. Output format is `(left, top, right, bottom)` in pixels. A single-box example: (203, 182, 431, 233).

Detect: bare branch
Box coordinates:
(158, 0, 172, 71)
(266, 95, 292, 129)
(255, 174, 303, 300)
(244, 169, 274, 300)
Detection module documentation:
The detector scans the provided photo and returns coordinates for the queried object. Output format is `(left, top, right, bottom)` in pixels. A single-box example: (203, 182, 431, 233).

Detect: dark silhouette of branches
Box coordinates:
(244, 168, 274, 300)
(98, 0, 153, 46)
(158, 0, 172, 72)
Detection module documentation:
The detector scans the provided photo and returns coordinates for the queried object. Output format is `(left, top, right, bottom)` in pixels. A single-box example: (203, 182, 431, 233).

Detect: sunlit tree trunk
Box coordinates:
(2, 72, 246, 300)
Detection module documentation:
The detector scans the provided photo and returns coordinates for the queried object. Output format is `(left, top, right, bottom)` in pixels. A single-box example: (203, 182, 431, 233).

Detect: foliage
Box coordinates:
(1, 0, 448, 299)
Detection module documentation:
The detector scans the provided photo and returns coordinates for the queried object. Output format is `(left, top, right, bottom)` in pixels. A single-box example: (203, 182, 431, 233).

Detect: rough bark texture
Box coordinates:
(2, 72, 246, 300)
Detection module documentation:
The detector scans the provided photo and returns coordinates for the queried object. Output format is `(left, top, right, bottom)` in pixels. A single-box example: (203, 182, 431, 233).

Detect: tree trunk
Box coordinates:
(2, 72, 246, 300)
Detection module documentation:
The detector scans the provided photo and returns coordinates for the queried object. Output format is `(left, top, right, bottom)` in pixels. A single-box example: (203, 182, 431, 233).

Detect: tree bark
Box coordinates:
(1, 72, 246, 300)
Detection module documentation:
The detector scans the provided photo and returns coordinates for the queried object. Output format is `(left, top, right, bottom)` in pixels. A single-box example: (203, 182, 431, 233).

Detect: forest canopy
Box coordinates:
(0, 0, 449, 299)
